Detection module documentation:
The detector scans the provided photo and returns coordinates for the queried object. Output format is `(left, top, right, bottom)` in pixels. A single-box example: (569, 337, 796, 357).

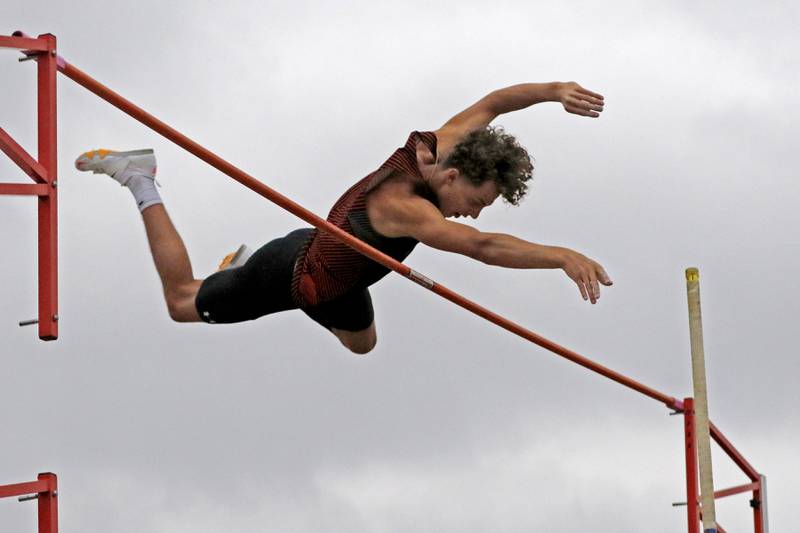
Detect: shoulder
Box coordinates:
(367, 178, 442, 238)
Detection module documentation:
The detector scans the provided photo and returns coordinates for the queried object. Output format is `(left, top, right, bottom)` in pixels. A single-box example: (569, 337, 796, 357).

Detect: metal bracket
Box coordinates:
(17, 490, 57, 502)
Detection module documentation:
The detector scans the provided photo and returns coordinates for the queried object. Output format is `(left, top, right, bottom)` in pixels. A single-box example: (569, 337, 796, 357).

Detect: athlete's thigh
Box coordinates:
(195, 229, 311, 323)
(302, 287, 375, 332)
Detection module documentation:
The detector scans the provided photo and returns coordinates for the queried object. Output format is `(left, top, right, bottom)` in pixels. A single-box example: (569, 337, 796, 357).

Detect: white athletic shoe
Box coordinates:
(218, 244, 253, 271)
(74, 148, 158, 185)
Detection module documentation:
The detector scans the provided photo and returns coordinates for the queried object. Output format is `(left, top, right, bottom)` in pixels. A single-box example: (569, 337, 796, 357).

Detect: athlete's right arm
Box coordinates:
(394, 198, 564, 267)
(382, 197, 613, 303)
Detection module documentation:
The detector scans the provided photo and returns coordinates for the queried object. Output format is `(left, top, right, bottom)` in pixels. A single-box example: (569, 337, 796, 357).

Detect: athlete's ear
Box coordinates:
(444, 168, 459, 184)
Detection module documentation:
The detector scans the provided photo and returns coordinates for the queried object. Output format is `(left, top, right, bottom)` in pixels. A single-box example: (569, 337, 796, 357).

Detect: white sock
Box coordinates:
(125, 174, 162, 212)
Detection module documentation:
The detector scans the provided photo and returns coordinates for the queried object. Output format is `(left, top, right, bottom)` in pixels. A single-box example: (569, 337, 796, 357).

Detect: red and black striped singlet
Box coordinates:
(291, 130, 438, 307)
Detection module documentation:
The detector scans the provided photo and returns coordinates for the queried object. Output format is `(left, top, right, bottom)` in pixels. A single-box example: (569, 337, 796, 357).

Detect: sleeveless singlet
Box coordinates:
(291, 130, 439, 307)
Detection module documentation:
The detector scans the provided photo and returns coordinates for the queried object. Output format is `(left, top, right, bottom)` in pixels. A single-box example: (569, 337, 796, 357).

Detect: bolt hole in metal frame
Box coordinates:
(0, 31, 769, 532)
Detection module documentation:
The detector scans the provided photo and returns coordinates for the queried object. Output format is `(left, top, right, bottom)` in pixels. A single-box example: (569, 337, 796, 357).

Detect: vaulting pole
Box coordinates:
(686, 268, 717, 533)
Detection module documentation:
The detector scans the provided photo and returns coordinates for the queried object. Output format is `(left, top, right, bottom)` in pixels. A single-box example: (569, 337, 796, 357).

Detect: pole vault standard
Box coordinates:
(0, 473, 58, 533)
(3, 31, 768, 532)
(0, 33, 57, 340)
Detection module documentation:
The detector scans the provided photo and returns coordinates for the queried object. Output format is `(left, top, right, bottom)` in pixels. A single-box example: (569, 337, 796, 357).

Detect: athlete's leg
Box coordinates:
(195, 228, 313, 324)
(75, 149, 202, 322)
(140, 204, 203, 322)
(332, 322, 377, 355)
(303, 288, 378, 354)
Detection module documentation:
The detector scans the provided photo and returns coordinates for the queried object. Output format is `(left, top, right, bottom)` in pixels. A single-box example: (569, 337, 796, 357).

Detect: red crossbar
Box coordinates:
(58, 58, 683, 410)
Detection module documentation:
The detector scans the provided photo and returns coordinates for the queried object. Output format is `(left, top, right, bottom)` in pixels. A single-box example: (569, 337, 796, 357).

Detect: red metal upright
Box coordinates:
(683, 398, 700, 533)
(37, 473, 58, 533)
(36, 34, 59, 340)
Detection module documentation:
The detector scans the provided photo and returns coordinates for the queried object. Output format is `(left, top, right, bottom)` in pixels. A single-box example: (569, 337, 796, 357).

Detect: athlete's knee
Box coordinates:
(335, 326, 377, 355)
(346, 336, 377, 355)
(166, 284, 202, 323)
(166, 298, 191, 322)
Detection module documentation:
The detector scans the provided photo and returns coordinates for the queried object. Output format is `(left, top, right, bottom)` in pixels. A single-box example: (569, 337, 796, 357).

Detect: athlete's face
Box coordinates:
(439, 172, 500, 220)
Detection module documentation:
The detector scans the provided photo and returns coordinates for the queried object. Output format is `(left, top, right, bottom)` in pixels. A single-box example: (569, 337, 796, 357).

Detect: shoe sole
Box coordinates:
(75, 149, 157, 181)
(77, 148, 154, 161)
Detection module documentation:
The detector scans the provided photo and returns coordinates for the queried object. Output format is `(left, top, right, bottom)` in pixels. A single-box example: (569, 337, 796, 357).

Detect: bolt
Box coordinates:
(52, 180, 57, 187)
(53, 314, 59, 321)
(51, 50, 56, 57)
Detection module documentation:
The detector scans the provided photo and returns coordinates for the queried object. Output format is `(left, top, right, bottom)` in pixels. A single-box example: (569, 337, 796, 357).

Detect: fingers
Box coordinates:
(574, 275, 599, 304)
(564, 95, 604, 118)
(573, 90, 604, 106)
(569, 96, 603, 112)
(577, 279, 589, 302)
(576, 86, 604, 100)
(599, 266, 613, 286)
(575, 266, 612, 304)
(565, 105, 600, 118)
(563, 253, 613, 305)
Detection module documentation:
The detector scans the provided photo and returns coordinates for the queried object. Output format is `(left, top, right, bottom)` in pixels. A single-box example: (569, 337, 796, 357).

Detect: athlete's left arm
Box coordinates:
(433, 82, 604, 158)
(489, 81, 604, 117)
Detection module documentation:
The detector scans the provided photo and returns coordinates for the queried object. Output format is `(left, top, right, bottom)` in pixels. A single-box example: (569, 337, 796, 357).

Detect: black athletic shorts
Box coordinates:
(194, 228, 374, 332)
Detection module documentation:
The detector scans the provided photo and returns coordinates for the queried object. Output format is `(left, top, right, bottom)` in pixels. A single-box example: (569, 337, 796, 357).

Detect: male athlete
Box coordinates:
(76, 81, 612, 354)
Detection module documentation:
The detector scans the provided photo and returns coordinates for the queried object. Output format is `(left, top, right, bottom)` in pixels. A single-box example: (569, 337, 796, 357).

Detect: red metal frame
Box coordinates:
(1, 31, 770, 532)
(681, 396, 769, 533)
(0, 33, 58, 340)
(0, 473, 58, 533)
(683, 398, 700, 533)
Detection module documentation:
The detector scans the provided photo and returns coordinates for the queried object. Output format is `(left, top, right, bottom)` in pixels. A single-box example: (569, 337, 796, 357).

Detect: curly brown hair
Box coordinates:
(443, 125, 533, 205)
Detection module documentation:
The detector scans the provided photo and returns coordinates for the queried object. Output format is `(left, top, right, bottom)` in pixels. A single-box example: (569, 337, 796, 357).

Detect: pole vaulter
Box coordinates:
(1, 31, 769, 532)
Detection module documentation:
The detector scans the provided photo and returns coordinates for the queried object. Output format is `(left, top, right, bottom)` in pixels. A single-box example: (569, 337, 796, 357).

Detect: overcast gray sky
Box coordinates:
(2, 1, 798, 531)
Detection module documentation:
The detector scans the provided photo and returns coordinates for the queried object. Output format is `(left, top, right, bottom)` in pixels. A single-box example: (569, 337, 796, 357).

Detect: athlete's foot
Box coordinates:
(75, 148, 158, 185)
(76, 148, 163, 212)
(218, 244, 253, 271)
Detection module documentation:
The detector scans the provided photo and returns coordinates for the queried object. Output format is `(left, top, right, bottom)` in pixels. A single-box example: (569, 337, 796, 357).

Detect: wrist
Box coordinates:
(549, 82, 566, 102)
(548, 245, 569, 268)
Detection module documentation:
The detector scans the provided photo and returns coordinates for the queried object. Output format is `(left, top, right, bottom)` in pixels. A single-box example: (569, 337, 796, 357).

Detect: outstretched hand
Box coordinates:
(558, 248, 613, 304)
(558, 82, 604, 118)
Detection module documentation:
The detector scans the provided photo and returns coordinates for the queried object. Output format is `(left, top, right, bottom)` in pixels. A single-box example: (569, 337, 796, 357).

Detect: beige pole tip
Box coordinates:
(685, 267, 700, 281)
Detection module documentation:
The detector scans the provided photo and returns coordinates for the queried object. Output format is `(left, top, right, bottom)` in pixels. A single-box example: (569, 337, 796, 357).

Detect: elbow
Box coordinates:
(484, 91, 504, 116)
